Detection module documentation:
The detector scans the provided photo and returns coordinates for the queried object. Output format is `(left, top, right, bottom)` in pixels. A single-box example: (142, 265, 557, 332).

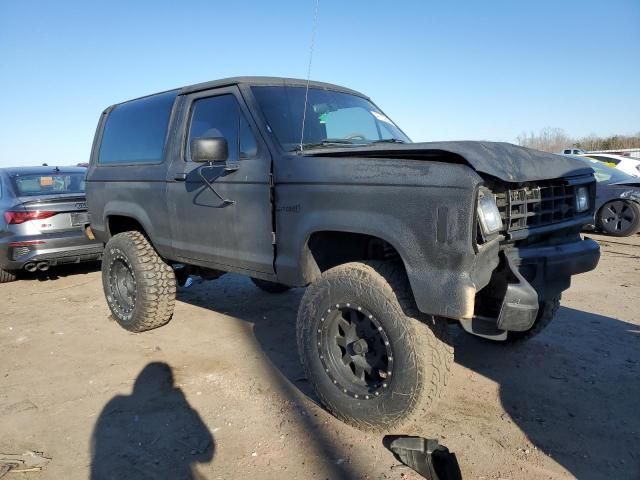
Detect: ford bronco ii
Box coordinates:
(86, 77, 600, 430)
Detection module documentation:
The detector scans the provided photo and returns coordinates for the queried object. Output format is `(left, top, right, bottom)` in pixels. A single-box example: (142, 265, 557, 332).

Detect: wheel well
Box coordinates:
(107, 215, 145, 238)
(307, 231, 402, 273)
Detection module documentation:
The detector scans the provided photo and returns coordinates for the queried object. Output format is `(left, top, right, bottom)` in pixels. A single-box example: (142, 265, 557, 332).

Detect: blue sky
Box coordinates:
(1, 0, 638, 167)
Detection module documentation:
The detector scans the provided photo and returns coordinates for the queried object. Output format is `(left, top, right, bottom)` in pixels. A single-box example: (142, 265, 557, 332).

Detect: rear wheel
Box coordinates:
(0, 268, 17, 283)
(102, 231, 176, 332)
(251, 277, 291, 294)
(597, 200, 640, 237)
(297, 261, 452, 431)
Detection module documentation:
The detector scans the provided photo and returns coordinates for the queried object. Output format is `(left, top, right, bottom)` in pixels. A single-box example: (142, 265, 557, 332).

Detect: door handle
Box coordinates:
(174, 173, 187, 181)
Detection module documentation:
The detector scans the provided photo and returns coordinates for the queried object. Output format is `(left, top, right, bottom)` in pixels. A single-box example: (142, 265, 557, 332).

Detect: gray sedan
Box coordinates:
(573, 156, 640, 237)
(0, 166, 103, 283)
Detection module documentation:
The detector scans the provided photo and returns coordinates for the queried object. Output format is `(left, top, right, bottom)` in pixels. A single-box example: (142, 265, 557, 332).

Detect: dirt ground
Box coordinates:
(1, 232, 638, 480)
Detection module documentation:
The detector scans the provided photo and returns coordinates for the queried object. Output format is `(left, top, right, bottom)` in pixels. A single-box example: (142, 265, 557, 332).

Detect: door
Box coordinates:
(167, 86, 274, 274)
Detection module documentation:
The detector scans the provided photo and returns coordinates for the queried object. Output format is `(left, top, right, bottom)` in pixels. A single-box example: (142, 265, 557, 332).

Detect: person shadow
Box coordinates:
(90, 362, 214, 480)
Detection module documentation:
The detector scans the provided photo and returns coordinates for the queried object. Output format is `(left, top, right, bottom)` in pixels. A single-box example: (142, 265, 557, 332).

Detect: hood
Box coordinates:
(302, 141, 593, 183)
(611, 179, 640, 188)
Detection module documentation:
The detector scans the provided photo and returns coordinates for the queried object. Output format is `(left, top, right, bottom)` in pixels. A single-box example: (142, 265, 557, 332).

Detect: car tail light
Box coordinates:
(3, 210, 57, 225)
(8, 240, 46, 247)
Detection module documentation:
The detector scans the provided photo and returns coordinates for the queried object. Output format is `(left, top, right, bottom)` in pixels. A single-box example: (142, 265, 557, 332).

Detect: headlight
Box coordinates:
(576, 186, 589, 212)
(477, 191, 503, 235)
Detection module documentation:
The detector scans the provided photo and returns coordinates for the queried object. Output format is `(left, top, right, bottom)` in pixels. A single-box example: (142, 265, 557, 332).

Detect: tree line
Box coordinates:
(516, 128, 640, 153)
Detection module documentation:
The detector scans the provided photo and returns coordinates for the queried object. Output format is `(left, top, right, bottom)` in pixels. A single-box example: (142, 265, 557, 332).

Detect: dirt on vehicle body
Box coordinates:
(86, 76, 600, 430)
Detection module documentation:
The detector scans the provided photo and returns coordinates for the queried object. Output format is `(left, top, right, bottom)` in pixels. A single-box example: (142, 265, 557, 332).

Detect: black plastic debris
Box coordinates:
(384, 435, 462, 480)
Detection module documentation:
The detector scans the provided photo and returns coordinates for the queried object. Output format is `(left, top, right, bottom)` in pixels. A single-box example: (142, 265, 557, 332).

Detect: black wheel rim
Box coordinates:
(601, 201, 635, 234)
(317, 303, 394, 399)
(108, 256, 136, 317)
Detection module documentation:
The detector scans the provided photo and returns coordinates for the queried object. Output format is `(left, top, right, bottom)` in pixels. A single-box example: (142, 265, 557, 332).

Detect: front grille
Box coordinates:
(495, 182, 577, 232)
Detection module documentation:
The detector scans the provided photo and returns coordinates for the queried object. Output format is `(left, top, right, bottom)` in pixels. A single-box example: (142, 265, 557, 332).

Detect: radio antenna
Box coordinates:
(299, 0, 320, 153)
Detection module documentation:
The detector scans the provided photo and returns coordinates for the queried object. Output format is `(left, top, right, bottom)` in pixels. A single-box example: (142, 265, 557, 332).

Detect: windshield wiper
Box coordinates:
(290, 139, 357, 152)
(291, 138, 407, 152)
(370, 138, 407, 144)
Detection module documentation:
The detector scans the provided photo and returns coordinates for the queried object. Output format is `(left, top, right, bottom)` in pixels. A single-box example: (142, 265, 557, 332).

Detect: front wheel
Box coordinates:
(297, 261, 453, 432)
(102, 231, 176, 332)
(597, 200, 640, 237)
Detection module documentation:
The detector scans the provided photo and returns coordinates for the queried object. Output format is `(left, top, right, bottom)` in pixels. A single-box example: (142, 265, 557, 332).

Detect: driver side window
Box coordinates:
(187, 94, 258, 162)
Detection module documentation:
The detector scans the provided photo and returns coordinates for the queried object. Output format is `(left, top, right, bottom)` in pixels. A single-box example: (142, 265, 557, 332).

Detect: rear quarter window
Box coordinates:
(98, 91, 177, 165)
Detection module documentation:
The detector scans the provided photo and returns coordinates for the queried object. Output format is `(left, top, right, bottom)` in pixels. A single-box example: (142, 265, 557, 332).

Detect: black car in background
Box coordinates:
(572, 156, 640, 236)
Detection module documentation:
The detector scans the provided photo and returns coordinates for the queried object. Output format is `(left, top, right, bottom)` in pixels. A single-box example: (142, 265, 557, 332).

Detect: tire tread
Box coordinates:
(103, 231, 176, 332)
(0, 268, 16, 284)
(297, 260, 453, 431)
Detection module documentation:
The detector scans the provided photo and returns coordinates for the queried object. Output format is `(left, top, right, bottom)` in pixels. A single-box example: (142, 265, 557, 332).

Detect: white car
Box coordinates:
(582, 153, 640, 178)
(559, 148, 587, 155)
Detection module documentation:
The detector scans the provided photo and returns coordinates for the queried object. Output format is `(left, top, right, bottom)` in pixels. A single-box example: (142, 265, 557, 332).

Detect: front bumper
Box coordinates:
(461, 236, 600, 339)
(506, 237, 600, 298)
(0, 229, 103, 271)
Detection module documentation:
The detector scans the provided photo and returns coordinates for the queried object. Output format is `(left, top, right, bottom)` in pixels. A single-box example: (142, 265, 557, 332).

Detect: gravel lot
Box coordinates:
(1, 233, 638, 480)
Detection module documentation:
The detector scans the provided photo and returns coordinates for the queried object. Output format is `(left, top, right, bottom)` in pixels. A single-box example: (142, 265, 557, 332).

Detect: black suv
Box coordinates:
(86, 77, 600, 431)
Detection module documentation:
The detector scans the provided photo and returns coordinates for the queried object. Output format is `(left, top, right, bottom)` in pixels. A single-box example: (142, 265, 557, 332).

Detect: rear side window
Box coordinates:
(98, 91, 177, 165)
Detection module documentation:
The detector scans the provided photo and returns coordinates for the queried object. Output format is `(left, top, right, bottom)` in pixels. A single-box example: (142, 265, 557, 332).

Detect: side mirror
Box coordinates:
(191, 137, 228, 164)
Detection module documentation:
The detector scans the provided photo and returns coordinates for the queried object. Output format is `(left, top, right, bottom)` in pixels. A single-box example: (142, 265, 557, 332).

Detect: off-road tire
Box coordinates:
(504, 295, 561, 343)
(597, 200, 640, 237)
(102, 231, 176, 332)
(0, 268, 17, 283)
(297, 260, 453, 432)
(251, 277, 291, 294)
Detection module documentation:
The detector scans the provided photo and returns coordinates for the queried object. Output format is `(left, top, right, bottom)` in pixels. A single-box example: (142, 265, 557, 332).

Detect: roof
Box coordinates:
(0, 166, 88, 177)
(181, 76, 366, 96)
(112, 76, 368, 107)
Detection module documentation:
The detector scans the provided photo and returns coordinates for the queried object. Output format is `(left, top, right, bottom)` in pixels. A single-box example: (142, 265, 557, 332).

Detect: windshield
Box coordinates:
(11, 173, 86, 197)
(252, 86, 411, 151)
(582, 158, 634, 184)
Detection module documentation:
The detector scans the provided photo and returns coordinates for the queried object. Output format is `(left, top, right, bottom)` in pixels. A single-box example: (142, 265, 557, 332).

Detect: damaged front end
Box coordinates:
(304, 141, 601, 337)
(461, 175, 601, 341)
